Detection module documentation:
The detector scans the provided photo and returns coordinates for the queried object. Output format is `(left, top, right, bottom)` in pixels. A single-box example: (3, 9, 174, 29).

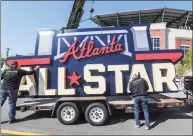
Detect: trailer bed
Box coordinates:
(16, 95, 185, 112)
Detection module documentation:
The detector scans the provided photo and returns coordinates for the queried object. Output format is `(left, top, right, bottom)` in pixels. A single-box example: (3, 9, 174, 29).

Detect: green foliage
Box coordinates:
(182, 47, 192, 70)
(1, 56, 9, 70)
(176, 63, 185, 77)
(176, 47, 192, 76)
(1, 56, 7, 60)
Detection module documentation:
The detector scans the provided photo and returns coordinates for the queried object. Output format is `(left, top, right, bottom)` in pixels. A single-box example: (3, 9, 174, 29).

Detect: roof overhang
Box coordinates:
(91, 8, 192, 29)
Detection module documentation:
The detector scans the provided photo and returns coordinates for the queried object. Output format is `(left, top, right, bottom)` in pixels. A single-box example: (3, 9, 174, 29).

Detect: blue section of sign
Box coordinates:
(6, 23, 184, 97)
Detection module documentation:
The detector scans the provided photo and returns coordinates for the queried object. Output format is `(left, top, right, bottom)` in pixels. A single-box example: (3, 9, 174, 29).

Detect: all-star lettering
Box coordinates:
(18, 63, 178, 96)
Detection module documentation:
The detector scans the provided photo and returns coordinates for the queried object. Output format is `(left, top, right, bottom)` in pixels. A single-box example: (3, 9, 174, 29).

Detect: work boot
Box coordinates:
(145, 126, 150, 130)
(8, 118, 16, 124)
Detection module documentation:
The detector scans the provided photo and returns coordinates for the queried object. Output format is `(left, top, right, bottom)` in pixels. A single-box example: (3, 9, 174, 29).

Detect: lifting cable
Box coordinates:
(90, 0, 95, 17)
(61, 0, 95, 33)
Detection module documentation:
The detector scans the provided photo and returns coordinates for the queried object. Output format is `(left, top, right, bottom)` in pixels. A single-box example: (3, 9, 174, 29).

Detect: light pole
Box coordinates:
(6, 48, 11, 57)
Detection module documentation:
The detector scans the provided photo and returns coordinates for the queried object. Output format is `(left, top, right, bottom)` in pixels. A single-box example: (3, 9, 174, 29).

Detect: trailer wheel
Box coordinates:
(57, 102, 79, 125)
(85, 102, 108, 126)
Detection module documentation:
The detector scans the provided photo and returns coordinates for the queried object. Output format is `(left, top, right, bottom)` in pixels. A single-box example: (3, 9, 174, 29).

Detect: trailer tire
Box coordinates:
(85, 102, 108, 126)
(56, 102, 79, 125)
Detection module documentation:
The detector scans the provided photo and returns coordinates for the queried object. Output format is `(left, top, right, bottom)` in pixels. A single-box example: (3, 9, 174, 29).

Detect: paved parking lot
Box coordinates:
(1, 99, 193, 135)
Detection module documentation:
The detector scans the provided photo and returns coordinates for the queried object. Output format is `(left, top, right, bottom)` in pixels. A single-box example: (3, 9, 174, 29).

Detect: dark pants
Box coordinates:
(1, 89, 18, 120)
(133, 96, 150, 127)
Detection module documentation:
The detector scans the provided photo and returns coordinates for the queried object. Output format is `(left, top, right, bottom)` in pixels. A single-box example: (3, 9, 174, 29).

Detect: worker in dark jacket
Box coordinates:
(1, 61, 40, 124)
(129, 73, 150, 130)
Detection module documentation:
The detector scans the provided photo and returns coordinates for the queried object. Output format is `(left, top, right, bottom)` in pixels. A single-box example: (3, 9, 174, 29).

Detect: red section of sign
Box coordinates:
(67, 72, 82, 86)
(136, 52, 183, 63)
(59, 36, 123, 63)
(7, 58, 51, 68)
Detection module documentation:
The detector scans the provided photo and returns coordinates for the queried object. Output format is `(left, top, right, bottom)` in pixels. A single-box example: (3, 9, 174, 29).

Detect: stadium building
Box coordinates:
(91, 8, 192, 55)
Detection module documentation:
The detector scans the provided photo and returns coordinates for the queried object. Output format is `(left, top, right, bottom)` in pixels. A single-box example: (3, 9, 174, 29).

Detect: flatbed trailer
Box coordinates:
(16, 94, 186, 126)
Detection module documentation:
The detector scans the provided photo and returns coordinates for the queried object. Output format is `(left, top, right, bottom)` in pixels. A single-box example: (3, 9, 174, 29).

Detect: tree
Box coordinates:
(176, 47, 192, 77)
(1, 56, 9, 71)
(183, 47, 192, 70)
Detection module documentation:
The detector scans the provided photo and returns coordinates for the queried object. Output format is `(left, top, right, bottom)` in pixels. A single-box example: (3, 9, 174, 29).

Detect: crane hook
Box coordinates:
(90, 8, 94, 13)
(90, 0, 95, 15)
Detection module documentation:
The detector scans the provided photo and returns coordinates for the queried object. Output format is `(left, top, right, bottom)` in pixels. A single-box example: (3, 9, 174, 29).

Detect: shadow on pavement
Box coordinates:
(1, 121, 8, 124)
(1, 110, 54, 124)
(106, 110, 131, 125)
(107, 106, 193, 127)
(150, 107, 193, 129)
(1, 106, 192, 127)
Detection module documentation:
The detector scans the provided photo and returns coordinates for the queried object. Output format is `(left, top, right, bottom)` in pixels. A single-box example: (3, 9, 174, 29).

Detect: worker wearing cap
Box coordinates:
(1, 61, 40, 124)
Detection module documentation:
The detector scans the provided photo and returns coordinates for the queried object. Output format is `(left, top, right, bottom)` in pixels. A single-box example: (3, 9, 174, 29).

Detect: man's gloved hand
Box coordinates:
(34, 66, 40, 71)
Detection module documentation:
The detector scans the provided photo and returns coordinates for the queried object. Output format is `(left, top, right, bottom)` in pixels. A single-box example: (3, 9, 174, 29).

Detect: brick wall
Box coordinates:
(150, 29, 166, 49)
(175, 38, 193, 49)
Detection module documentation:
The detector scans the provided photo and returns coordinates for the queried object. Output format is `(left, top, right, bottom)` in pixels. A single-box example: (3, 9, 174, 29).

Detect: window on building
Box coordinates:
(180, 45, 189, 54)
(151, 38, 160, 50)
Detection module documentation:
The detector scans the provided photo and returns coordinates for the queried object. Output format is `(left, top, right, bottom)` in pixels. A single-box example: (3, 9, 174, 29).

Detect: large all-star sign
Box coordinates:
(6, 24, 183, 97)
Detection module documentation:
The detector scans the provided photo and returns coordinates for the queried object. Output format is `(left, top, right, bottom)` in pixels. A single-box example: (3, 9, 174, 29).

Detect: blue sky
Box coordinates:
(1, 1, 192, 56)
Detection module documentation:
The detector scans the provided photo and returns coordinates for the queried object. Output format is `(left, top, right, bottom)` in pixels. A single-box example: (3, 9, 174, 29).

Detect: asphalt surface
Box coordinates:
(1, 99, 193, 135)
